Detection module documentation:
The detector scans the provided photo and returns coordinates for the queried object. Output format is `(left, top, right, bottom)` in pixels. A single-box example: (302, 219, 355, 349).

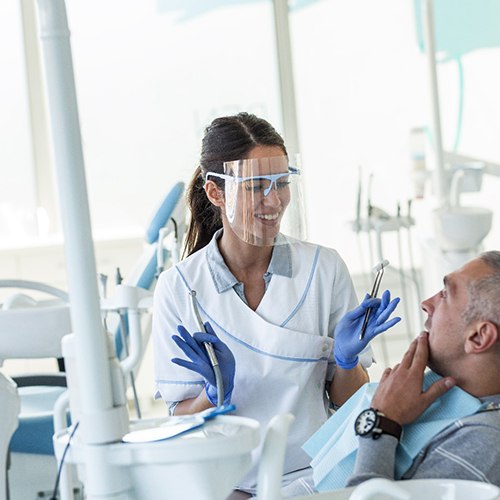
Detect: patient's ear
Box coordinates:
(465, 321, 499, 353)
(204, 180, 225, 208)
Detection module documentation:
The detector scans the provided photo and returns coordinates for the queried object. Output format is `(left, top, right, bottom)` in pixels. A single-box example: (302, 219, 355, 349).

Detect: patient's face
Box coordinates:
(420, 259, 490, 376)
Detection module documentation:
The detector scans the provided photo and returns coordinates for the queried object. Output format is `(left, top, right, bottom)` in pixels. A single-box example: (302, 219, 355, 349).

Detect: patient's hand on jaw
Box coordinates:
(371, 332, 455, 425)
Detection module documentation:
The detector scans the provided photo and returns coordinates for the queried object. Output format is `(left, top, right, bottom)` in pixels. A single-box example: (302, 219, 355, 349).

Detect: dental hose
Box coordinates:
(190, 290, 224, 407)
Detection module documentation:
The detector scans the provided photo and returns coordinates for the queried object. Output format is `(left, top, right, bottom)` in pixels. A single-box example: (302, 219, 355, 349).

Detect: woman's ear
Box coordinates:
(465, 321, 499, 354)
(204, 180, 225, 208)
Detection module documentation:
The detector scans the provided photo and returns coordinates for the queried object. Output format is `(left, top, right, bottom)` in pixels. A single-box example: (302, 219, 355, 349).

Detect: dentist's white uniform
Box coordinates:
(153, 237, 371, 490)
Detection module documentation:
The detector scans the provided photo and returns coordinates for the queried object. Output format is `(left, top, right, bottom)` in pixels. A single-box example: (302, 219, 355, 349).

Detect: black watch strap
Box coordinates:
(355, 408, 403, 441)
(374, 413, 403, 441)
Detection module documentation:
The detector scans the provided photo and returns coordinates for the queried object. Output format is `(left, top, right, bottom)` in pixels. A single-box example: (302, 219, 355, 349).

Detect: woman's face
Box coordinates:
(225, 145, 290, 246)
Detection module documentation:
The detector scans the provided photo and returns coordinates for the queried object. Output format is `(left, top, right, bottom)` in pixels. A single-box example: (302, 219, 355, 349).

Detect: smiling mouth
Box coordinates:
(255, 213, 280, 221)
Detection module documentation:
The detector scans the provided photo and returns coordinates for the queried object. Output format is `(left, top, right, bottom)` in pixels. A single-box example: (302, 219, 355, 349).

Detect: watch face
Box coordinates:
(355, 409, 377, 436)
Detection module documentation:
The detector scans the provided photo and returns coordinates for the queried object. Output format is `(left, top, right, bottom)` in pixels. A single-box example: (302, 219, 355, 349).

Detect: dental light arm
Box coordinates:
(100, 285, 152, 377)
(156, 227, 169, 278)
(156, 218, 181, 278)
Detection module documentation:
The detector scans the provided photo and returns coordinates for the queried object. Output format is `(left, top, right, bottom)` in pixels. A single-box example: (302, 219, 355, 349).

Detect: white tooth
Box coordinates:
(258, 213, 279, 220)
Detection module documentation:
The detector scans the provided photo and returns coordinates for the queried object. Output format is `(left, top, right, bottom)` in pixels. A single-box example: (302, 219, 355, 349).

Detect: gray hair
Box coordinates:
(462, 251, 500, 328)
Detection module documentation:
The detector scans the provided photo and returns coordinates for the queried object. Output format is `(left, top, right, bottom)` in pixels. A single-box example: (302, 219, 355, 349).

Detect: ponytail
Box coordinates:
(183, 167, 222, 257)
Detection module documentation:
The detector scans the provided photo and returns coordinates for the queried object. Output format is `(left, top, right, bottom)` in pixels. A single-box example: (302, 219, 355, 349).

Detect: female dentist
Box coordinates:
(152, 112, 400, 497)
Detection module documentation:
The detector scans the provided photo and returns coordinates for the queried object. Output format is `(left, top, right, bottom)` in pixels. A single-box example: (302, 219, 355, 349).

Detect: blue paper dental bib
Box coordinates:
(303, 371, 483, 491)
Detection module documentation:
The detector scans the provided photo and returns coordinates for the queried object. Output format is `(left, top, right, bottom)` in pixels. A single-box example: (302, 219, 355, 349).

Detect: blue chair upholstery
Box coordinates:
(9, 384, 67, 455)
(114, 181, 185, 359)
(145, 181, 185, 245)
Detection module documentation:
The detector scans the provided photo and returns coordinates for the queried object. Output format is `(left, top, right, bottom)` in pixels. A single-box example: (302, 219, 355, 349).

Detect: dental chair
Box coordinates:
(113, 181, 185, 364)
(107, 181, 185, 417)
(0, 372, 20, 500)
(0, 280, 73, 499)
(0, 181, 185, 499)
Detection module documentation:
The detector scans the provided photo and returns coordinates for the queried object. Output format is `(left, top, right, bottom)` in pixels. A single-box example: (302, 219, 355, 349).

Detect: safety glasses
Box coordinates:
(206, 166, 299, 197)
(204, 156, 304, 245)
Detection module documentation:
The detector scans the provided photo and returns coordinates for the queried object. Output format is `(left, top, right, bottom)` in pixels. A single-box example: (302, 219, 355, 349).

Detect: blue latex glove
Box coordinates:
(334, 290, 401, 369)
(171, 322, 236, 406)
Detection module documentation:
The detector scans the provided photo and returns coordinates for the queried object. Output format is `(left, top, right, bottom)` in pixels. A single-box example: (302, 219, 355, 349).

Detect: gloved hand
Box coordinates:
(334, 290, 401, 369)
(171, 322, 236, 406)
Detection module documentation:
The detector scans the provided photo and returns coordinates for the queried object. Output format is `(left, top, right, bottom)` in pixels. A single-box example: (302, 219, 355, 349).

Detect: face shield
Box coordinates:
(206, 156, 305, 246)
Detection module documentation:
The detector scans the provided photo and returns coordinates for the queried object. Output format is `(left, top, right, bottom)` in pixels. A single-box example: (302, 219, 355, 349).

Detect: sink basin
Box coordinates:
(433, 206, 493, 252)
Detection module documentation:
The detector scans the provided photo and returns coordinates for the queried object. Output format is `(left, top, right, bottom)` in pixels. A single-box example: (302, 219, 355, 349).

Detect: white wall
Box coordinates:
(2, 0, 499, 276)
(65, 0, 282, 234)
(0, 2, 38, 239)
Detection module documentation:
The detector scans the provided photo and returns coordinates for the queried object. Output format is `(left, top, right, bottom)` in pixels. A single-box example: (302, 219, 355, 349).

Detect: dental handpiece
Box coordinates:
(190, 291, 219, 367)
(359, 259, 390, 340)
(190, 290, 224, 407)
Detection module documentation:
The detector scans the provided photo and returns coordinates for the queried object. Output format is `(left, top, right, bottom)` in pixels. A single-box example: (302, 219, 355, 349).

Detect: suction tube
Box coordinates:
(190, 291, 224, 407)
(359, 259, 390, 340)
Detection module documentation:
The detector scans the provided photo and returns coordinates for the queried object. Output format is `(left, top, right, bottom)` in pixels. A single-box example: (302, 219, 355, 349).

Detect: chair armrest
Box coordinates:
(12, 373, 67, 387)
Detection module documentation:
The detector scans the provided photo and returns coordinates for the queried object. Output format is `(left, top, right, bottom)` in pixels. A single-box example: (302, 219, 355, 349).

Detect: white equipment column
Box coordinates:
(36, 0, 130, 497)
(422, 0, 447, 207)
(272, 0, 300, 160)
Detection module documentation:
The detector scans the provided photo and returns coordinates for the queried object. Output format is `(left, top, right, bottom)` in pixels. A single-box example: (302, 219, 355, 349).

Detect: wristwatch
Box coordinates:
(354, 408, 402, 441)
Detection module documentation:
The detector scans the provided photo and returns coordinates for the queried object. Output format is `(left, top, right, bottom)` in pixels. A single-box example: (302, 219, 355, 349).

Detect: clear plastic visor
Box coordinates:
(206, 156, 302, 246)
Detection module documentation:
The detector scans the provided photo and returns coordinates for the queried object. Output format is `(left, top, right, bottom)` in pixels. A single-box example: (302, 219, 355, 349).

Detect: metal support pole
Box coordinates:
(272, 0, 300, 160)
(422, 0, 447, 207)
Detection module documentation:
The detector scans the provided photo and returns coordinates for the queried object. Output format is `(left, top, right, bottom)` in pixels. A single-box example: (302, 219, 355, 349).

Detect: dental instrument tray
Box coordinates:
(121, 404, 235, 443)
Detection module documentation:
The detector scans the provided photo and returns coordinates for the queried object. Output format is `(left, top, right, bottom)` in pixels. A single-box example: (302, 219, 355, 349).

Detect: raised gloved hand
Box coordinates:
(334, 290, 401, 369)
(171, 322, 235, 406)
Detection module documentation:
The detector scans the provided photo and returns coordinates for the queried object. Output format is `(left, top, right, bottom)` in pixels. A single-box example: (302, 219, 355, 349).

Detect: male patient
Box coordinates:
(347, 250, 500, 486)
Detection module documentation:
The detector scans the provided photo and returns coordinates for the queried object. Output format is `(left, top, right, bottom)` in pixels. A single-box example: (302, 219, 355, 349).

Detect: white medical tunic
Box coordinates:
(152, 233, 372, 490)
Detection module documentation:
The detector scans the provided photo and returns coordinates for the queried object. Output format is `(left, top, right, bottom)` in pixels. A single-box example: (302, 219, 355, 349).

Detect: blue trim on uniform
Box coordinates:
(210, 316, 330, 362)
(175, 265, 192, 291)
(280, 246, 321, 327)
(175, 266, 328, 363)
